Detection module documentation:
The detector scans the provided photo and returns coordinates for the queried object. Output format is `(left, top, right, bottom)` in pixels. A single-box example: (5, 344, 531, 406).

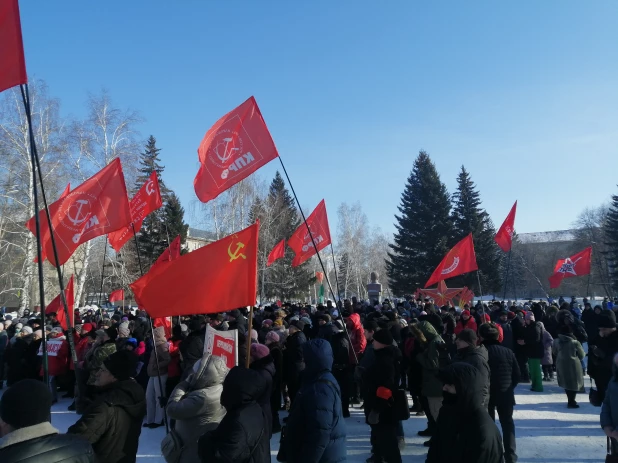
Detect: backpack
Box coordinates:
(161, 429, 184, 463)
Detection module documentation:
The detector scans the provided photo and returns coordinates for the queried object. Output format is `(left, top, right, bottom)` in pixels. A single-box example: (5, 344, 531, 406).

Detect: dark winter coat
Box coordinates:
(582, 308, 601, 341)
(180, 329, 205, 374)
(250, 354, 275, 437)
(523, 321, 544, 359)
(0, 422, 94, 463)
(454, 345, 491, 407)
(283, 330, 307, 384)
(426, 363, 503, 463)
(482, 340, 520, 405)
(363, 344, 401, 424)
(317, 323, 339, 345)
(284, 339, 347, 463)
(416, 321, 448, 397)
(228, 310, 248, 335)
(588, 330, 618, 386)
(497, 321, 514, 351)
(198, 366, 270, 463)
(557, 310, 588, 344)
(268, 343, 284, 405)
(67, 379, 147, 463)
(553, 334, 585, 392)
(601, 367, 618, 448)
(6, 335, 37, 385)
(330, 331, 351, 370)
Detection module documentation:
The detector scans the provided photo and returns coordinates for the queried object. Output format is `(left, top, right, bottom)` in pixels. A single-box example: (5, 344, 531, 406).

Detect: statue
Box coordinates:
(367, 271, 382, 303)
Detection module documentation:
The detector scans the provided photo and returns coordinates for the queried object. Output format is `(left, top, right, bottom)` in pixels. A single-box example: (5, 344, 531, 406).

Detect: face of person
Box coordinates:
(373, 340, 388, 350)
(319, 320, 326, 326)
(600, 327, 615, 338)
(289, 326, 299, 335)
(455, 339, 468, 350)
(364, 329, 374, 341)
(462, 314, 470, 321)
(94, 364, 116, 387)
(443, 383, 456, 394)
(499, 315, 507, 323)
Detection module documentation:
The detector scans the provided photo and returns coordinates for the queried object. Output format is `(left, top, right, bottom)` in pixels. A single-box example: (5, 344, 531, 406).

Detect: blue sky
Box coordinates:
(18, 1, 618, 235)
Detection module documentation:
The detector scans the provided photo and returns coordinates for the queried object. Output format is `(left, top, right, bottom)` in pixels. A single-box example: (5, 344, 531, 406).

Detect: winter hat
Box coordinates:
(598, 310, 617, 329)
(250, 343, 270, 361)
(4, 315, 11, 321)
(33, 330, 42, 339)
(265, 331, 280, 344)
(105, 326, 118, 341)
(479, 323, 500, 341)
(525, 312, 535, 322)
(373, 329, 394, 346)
(0, 379, 52, 428)
(250, 329, 259, 342)
(189, 317, 204, 332)
(118, 322, 130, 338)
(300, 317, 311, 327)
(104, 350, 138, 381)
(289, 320, 305, 331)
(507, 311, 516, 320)
(273, 319, 283, 327)
(125, 338, 138, 349)
(180, 323, 188, 334)
(262, 319, 273, 327)
(82, 323, 94, 333)
(456, 328, 477, 347)
(121, 316, 129, 322)
(3, 320, 11, 327)
(51, 326, 64, 334)
(20, 326, 33, 335)
(462, 310, 471, 317)
(14, 323, 23, 331)
(482, 314, 491, 323)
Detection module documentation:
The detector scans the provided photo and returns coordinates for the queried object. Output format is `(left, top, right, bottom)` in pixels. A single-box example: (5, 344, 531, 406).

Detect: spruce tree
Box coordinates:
(163, 192, 189, 253)
(605, 189, 618, 292)
(450, 166, 502, 294)
(386, 151, 453, 295)
(253, 172, 313, 301)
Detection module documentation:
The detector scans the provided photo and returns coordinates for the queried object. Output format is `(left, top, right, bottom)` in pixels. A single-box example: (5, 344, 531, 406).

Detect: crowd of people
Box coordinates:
(0, 295, 617, 462)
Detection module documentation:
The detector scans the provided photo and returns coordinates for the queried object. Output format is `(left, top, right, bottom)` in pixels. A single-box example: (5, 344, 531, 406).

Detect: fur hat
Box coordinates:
(479, 323, 500, 341)
(265, 331, 280, 344)
(456, 328, 477, 346)
(0, 379, 52, 428)
(373, 329, 393, 346)
(250, 343, 270, 361)
(118, 322, 130, 338)
(598, 310, 617, 329)
(104, 350, 138, 381)
(525, 312, 535, 322)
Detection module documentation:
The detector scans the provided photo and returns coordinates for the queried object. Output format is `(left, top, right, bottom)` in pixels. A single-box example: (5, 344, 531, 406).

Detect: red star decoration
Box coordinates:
(420, 280, 464, 306)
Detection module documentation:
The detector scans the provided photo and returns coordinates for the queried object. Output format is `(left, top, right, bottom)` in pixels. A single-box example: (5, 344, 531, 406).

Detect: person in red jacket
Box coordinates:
(455, 310, 478, 336)
(481, 314, 504, 343)
(344, 307, 366, 404)
(39, 327, 69, 403)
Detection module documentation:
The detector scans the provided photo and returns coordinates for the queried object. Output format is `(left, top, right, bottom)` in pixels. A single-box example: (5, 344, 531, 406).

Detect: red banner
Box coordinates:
(204, 325, 238, 368)
(152, 235, 181, 270)
(549, 247, 592, 289)
(154, 316, 172, 339)
(109, 171, 162, 252)
(287, 200, 332, 267)
(495, 201, 517, 252)
(267, 239, 285, 266)
(0, 0, 27, 93)
(426, 234, 478, 287)
(130, 222, 259, 318)
(194, 97, 279, 203)
(45, 275, 74, 331)
(109, 289, 125, 303)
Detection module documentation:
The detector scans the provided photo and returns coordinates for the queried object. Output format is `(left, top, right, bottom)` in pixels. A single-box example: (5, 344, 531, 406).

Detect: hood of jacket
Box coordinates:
(347, 313, 362, 331)
(303, 338, 333, 380)
(98, 379, 146, 419)
(438, 362, 484, 412)
(153, 326, 167, 344)
(418, 320, 438, 341)
(220, 366, 266, 411)
(558, 333, 577, 343)
(190, 354, 229, 390)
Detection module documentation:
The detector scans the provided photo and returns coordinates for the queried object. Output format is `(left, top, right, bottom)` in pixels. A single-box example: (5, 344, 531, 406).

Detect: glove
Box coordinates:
(158, 396, 168, 408)
(368, 409, 380, 425)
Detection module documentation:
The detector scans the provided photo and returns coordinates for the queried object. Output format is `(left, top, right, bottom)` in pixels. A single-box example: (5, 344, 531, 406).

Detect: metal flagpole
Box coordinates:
(476, 271, 485, 318)
(329, 243, 341, 302)
(246, 306, 254, 368)
(132, 224, 169, 433)
(277, 157, 358, 364)
(503, 250, 512, 300)
(98, 236, 108, 307)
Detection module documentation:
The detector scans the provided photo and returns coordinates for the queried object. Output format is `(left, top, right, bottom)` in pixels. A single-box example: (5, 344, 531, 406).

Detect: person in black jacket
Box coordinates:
(0, 379, 94, 462)
(330, 320, 352, 418)
(511, 312, 529, 383)
(68, 350, 147, 463)
(198, 366, 270, 463)
(364, 329, 401, 463)
(479, 323, 521, 463)
(283, 320, 307, 403)
(589, 310, 618, 402)
(317, 314, 338, 344)
(266, 331, 284, 433)
(180, 317, 206, 378)
(427, 363, 503, 463)
(227, 309, 247, 335)
(249, 344, 275, 439)
(454, 329, 491, 407)
(519, 312, 544, 392)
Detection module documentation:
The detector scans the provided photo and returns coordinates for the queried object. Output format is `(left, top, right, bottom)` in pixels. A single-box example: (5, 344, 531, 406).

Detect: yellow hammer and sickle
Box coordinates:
(228, 241, 246, 262)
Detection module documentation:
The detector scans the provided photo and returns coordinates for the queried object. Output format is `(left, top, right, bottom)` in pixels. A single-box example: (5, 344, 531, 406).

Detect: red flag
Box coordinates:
(495, 201, 517, 252)
(152, 235, 181, 269)
(108, 171, 163, 252)
(26, 183, 70, 263)
(549, 247, 592, 289)
(26, 159, 131, 267)
(425, 234, 479, 287)
(194, 97, 279, 203)
(0, 0, 27, 93)
(46, 275, 74, 331)
(267, 239, 285, 266)
(109, 289, 125, 304)
(130, 222, 259, 318)
(153, 317, 172, 339)
(287, 200, 332, 267)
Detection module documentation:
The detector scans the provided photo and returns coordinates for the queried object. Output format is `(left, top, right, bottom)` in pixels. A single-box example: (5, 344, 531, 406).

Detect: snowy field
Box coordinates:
(6, 378, 606, 462)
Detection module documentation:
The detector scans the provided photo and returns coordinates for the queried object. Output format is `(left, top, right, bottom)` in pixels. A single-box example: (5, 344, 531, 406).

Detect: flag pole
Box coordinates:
(246, 305, 254, 368)
(132, 223, 169, 433)
(476, 270, 484, 307)
(503, 250, 512, 301)
(20, 84, 49, 387)
(329, 243, 341, 302)
(278, 157, 358, 364)
(98, 236, 108, 307)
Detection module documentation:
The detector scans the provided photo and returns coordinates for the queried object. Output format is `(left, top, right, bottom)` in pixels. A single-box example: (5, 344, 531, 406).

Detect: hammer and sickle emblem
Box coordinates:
(145, 180, 155, 196)
(228, 241, 246, 262)
(67, 199, 90, 226)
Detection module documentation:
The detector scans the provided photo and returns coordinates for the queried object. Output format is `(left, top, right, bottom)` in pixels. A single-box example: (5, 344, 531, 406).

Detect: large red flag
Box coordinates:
(130, 222, 259, 318)
(495, 201, 517, 252)
(109, 172, 162, 252)
(26, 158, 131, 267)
(549, 247, 592, 289)
(45, 275, 74, 331)
(194, 97, 279, 203)
(0, 0, 27, 93)
(109, 289, 125, 304)
(152, 235, 181, 270)
(288, 200, 332, 267)
(26, 183, 70, 263)
(153, 316, 172, 339)
(425, 234, 479, 287)
(267, 239, 285, 266)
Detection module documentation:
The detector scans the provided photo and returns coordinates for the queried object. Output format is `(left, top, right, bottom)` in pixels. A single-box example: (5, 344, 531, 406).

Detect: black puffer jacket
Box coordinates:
(523, 321, 544, 359)
(363, 344, 401, 424)
(427, 363, 503, 463)
(67, 379, 147, 463)
(250, 354, 275, 437)
(283, 331, 307, 384)
(454, 345, 491, 407)
(180, 329, 205, 374)
(0, 422, 94, 463)
(198, 367, 270, 463)
(482, 340, 520, 404)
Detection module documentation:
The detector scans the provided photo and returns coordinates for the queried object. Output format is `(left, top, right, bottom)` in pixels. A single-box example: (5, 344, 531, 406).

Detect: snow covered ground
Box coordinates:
(15, 378, 606, 462)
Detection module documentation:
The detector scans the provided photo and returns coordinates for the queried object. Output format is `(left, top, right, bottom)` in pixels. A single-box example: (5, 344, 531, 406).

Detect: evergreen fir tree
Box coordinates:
(605, 189, 618, 292)
(163, 192, 189, 253)
(253, 171, 313, 301)
(386, 151, 453, 295)
(450, 166, 502, 294)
